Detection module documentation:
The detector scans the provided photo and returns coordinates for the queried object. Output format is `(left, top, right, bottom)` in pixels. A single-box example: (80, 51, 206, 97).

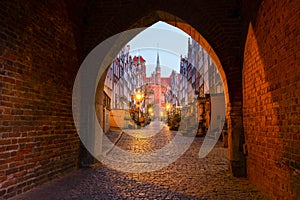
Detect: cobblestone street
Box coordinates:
(12, 121, 268, 200)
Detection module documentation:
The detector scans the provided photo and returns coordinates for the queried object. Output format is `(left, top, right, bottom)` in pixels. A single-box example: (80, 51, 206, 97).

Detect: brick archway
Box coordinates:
(4, 0, 299, 199)
(74, 0, 248, 177)
(90, 9, 246, 177)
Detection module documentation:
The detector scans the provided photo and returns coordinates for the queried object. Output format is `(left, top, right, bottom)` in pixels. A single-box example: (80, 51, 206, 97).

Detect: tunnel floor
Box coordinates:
(12, 121, 268, 200)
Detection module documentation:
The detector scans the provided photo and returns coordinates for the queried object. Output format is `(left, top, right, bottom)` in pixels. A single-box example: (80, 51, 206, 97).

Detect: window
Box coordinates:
(103, 92, 111, 110)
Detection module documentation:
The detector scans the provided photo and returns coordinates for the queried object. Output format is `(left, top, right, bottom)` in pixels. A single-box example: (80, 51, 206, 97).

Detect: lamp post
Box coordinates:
(166, 103, 171, 125)
(135, 92, 143, 125)
(148, 106, 153, 122)
(166, 103, 171, 113)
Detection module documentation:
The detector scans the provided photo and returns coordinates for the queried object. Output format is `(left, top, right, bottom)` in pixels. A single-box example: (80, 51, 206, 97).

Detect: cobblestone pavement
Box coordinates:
(12, 120, 269, 200)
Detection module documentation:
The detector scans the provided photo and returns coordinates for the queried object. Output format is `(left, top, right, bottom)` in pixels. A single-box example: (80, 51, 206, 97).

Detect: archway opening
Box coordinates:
(87, 19, 229, 171)
(76, 10, 243, 178)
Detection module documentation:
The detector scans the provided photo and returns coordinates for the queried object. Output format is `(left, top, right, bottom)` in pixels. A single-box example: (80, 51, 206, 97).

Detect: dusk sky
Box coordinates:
(128, 21, 190, 77)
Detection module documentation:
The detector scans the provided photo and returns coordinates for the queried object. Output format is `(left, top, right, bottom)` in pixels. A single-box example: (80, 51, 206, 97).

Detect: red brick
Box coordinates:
(3, 77, 15, 84)
(0, 0, 80, 196)
(0, 140, 11, 145)
(243, 0, 299, 199)
(5, 145, 18, 151)
(0, 0, 298, 199)
(0, 164, 8, 171)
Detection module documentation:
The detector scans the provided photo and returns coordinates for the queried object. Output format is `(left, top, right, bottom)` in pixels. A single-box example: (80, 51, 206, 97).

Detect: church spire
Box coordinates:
(156, 47, 161, 72)
(155, 46, 161, 85)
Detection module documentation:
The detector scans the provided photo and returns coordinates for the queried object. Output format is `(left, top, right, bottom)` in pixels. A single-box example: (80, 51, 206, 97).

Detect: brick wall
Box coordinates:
(0, 0, 298, 199)
(243, 0, 300, 199)
(0, 1, 80, 198)
(83, 0, 248, 177)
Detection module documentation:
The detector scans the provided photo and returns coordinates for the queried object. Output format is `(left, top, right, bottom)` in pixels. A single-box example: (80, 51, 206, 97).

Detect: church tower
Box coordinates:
(155, 51, 161, 85)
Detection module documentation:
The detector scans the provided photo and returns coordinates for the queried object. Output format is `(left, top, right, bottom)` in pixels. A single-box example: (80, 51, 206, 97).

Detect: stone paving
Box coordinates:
(11, 121, 269, 200)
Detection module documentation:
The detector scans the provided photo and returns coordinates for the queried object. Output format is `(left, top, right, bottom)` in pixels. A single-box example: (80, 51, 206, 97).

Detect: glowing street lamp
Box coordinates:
(160, 111, 164, 117)
(135, 92, 143, 102)
(166, 103, 172, 124)
(134, 92, 144, 125)
(166, 103, 171, 111)
(148, 107, 153, 113)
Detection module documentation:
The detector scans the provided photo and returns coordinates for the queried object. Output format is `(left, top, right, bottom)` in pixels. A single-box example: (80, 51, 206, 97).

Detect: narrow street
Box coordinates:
(12, 120, 268, 200)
